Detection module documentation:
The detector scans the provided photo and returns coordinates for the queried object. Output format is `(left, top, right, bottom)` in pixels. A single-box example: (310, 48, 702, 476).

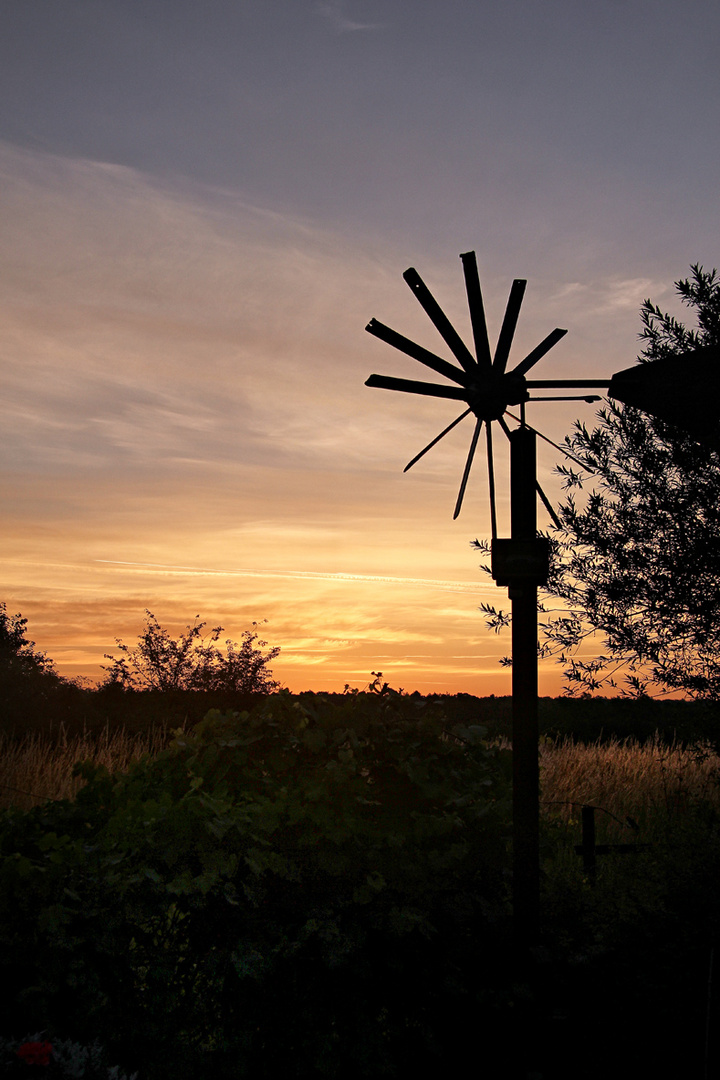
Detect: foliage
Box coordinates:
(0, 602, 57, 682)
(0, 604, 87, 737)
(101, 611, 281, 694)
(478, 265, 720, 698)
(0, 722, 178, 811)
(0, 688, 512, 1078)
(5, 690, 720, 1076)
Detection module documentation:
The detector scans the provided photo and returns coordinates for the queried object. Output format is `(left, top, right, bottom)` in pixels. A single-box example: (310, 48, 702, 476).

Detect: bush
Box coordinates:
(0, 688, 513, 1079)
(101, 611, 281, 693)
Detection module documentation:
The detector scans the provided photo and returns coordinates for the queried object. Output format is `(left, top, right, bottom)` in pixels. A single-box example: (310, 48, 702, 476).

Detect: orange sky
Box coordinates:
(0, 141, 664, 696)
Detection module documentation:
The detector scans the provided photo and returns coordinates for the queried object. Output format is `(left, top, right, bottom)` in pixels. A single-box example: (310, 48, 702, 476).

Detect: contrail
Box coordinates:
(95, 560, 489, 594)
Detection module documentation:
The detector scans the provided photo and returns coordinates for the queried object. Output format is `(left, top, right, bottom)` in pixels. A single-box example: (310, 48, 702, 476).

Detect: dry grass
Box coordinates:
(2, 725, 719, 841)
(538, 733, 720, 842)
(0, 723, 182, 811)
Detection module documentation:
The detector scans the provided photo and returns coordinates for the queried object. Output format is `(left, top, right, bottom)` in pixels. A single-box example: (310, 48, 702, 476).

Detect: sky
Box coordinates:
(1, 0, 719, 695)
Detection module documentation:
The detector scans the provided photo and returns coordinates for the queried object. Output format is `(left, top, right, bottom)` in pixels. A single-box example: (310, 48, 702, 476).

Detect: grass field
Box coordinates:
(0, 722, 180, 811)
(3, 711, 720, 1079)
(3, 720, 719, 837)
(539, 732, 720, 837)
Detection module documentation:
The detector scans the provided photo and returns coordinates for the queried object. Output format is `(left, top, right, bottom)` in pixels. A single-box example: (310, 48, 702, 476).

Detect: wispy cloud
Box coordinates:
(0, 142, 570, 697)
(315, 1, 384, 33)
(0, 140, 409, 481)
(95, 560, 486, 595)
(551, 276, 669, 317)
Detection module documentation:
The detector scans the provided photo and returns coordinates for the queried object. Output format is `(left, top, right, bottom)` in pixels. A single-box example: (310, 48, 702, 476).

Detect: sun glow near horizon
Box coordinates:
(3, 537, 522, 695)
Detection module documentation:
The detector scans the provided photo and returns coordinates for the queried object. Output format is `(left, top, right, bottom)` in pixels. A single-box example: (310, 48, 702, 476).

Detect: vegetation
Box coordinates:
(4, 606, 720, 1075)
(547, 263, 720, 697)
(0, 722, 177, 812)
(0, 686, 514, 1079)
(0, 602, 56, 681)
(2, 689, 720, 1077)
(101, 610, 282, 693)
(0, 603, 91, 737)
(0, 607, 281, 738)
(4, 719, 718, 819)
(479, 264, 720, 699)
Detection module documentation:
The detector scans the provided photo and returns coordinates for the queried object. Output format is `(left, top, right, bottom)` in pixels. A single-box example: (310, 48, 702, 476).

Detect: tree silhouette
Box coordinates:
(0, 603, 81, 734)
(0, 602, 57, 681)
(547, 265, 720, 696)
(101, 611, 282, 693)
(479, 265, 720, 697)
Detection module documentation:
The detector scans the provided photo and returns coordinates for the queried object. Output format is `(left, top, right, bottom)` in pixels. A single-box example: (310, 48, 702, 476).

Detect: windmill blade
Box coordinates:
(493, 279, 527, 374)
(403, 267, 477, 374)
(511, 328, 568, 377)
(536, 481, 561, 529)
(366, 373, 468, 401)
(496, 415, 561, 528)
(366, 319, 469, 386)
(504, 410, 590, 470)
(453, 417, 483, 520)
(460, 251, 492, 373)
(486, 420, 498, 539)
(498, 415, 513, 441)
(404, 408, 472, 472)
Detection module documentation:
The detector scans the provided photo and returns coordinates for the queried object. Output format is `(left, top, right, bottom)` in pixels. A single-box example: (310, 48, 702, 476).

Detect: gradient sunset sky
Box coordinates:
(2, 1, 719, 695)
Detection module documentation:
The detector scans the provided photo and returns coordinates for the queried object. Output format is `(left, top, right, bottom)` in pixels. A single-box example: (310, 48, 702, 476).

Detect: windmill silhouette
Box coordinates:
(365, 252, 617, 946)
(365, 253, 720, 1006)
(364, 251, 720, 945)
(365, 250, 605, 527)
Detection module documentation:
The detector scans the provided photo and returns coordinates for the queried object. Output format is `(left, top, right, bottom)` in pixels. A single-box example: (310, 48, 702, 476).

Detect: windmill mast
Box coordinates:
(364, 252, 606, 947)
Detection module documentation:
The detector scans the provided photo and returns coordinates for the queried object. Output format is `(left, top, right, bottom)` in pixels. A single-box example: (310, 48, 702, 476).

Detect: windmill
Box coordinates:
(366, 252, 720, 944)
(365, 250, 607, 526)
(365, 251, 615, 944)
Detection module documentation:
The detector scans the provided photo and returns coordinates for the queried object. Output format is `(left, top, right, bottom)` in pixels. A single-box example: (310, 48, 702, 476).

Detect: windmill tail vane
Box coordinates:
(364, 250, 606, 526)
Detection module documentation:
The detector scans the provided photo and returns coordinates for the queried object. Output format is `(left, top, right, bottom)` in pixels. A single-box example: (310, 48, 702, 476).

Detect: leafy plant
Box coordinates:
(0, 689, 512, 1078)
(545, 265, 720, 697)
(0, 604, 86, 737)
(0, 603, 56, 681)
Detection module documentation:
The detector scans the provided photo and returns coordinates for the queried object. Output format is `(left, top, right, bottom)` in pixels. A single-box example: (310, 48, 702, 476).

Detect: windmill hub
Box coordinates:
(467, 371, 528, 421)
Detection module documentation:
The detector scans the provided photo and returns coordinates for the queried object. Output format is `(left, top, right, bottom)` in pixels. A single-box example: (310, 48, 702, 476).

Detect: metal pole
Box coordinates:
(581, 805, 597, 884)
(510, 425, 540, 947)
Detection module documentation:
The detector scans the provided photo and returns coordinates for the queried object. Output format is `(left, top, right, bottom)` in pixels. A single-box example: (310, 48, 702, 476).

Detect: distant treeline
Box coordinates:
(4, 679, 720, 748)
(344, 691, 720, 747)
(428, 691, 720, 746)
(0, 682, 268, 739)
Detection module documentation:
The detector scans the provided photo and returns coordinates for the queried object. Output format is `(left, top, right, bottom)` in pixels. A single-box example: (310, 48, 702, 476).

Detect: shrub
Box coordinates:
(0, 688, 512, 1078)
(101, 611, 281, 693)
